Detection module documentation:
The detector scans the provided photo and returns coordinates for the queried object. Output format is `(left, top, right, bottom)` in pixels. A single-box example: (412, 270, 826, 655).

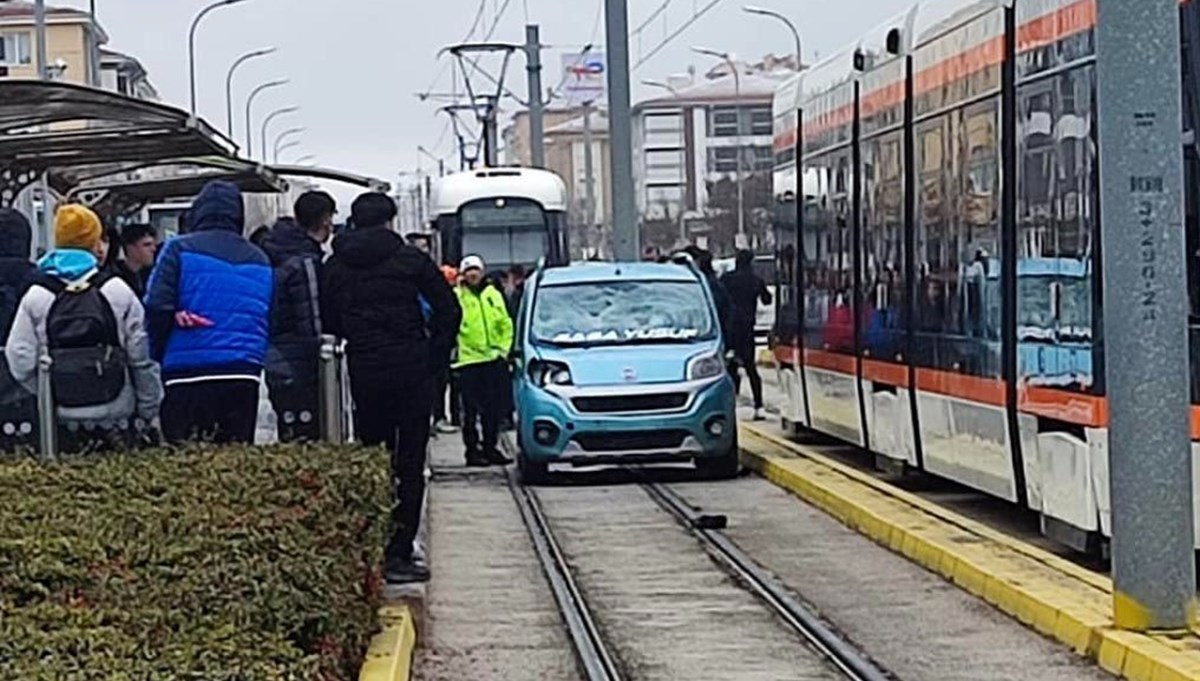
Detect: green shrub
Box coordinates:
(0, 444, 391, 680)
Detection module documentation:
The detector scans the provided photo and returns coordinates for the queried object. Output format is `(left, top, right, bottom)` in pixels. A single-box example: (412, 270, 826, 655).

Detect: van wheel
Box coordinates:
(517, 436, 551, 486)
(696, 435, 740, 480)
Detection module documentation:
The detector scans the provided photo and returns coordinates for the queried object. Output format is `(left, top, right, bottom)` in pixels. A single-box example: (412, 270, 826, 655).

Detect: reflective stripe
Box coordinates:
(303, 258, 322, 336)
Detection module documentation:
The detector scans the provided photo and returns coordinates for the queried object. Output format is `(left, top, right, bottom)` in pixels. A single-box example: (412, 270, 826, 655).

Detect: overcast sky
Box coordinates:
(59, 0, 913, 202)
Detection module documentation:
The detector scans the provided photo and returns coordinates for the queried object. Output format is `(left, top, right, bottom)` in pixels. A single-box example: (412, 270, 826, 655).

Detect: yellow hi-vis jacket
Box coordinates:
(454, 283, 514, 368)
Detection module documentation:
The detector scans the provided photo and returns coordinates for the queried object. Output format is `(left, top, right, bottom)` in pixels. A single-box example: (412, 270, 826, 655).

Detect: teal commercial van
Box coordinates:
(512, 260, 738, 484)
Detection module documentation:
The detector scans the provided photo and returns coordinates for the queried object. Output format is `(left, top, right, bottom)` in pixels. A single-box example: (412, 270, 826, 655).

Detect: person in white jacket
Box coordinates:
(4, 205, 162, 449)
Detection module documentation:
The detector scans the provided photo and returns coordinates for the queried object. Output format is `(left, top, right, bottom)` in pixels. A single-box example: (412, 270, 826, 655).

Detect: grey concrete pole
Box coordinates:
(605, 0, 639, 261)
(525, 25, 546, 168)
(583, 102, 597, 254)
(483, 97, 500, 167)
(1096, 0, 1196, 630)
(34, 0, 48, 80)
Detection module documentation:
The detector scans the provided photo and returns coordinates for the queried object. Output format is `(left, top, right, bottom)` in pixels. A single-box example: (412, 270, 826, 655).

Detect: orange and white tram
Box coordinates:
(770, 0, 1200, 553)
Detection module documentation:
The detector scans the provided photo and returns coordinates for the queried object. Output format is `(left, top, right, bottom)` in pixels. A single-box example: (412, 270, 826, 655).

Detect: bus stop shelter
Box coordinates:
(0, 79, 235, 206)
(64, 157, 288, 219)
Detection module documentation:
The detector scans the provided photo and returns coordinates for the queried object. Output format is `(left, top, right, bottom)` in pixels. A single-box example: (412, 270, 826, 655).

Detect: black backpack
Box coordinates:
(39, 272, 128, 408)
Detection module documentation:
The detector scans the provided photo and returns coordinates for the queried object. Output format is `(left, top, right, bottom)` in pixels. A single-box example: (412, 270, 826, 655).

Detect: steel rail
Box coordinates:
(506, 469, 623, 681)
(640, 480, 893, 681)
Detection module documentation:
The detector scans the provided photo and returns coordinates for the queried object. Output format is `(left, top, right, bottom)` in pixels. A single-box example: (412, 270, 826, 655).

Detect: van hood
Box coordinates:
(533, 342, 720, 386)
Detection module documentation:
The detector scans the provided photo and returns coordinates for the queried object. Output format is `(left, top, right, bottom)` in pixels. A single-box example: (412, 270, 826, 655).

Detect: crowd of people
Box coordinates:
(0, 182, 773, 585)
(0, 179, 533, 585)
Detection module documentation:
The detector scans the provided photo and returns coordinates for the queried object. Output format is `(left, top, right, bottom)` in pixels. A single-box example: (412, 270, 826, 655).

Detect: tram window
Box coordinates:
(914, 102, 1002, 379)
(802, 151, 854, 354)
(1016, 66, 1099, 393)
(861, 131, 906, 363)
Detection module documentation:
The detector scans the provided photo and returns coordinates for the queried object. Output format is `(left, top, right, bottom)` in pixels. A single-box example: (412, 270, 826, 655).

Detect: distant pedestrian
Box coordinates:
(5, 205, 162, 451)
(720, 250, 772, 419)
(0, 209, 38, 441)
(261, 191, 336, 442)
(455, 255, 514, 467)
(111, 223, 158, 299)
(144, 181, 273, 445)
(322, 192, 460, 584)
(505, 263, 527, 319)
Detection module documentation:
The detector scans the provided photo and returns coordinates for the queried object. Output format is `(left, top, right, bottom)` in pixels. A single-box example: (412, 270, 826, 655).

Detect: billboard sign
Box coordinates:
(560, 51, 607, 107)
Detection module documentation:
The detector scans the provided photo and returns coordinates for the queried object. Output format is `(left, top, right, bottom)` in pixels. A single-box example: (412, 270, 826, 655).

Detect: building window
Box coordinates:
(750, 108, 773, 136)
(0, 32, 32, 66)
(710, 107, 740, 137)
(753, 146, 774, 170)
(710, 147, 740, 173)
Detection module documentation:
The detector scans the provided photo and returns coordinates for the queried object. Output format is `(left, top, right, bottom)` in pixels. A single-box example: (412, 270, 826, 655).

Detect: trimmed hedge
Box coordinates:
(0, 444, 391, 680)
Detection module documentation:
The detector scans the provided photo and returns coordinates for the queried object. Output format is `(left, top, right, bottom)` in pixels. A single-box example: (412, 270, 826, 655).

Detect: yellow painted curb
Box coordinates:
(359, 605, 416, 681)
(739, 422, 1200, 681)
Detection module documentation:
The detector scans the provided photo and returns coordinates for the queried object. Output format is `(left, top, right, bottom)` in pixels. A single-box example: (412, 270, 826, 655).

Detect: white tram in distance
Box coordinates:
(429, 167, 570, 271)
(770, 0, 1200, 555)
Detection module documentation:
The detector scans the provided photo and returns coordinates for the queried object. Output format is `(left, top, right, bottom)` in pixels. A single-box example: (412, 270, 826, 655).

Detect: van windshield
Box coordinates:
(532, 280, 716, 347)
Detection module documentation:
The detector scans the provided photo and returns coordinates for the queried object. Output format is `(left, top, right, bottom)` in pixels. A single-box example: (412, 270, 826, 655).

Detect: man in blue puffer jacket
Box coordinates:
(145, 181, 273, 444)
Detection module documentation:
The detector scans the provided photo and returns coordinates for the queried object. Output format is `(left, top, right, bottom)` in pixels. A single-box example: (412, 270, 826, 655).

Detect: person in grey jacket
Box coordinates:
(4, 205, 162, 450)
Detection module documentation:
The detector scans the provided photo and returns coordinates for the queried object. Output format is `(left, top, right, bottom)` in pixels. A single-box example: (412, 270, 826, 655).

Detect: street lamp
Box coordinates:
(641, 79, 682, 99)
(273, 127, 304, 163)
(274, 141, 302, 165)
(693, 47, 745, 242)
(225, 46, 276, 137)
(417, 145, 447, 176)
(743, 6, 803, 70)
(189, 0, 255, 115)
(244, 78, 288, 158)
(260, 105, 299, 161)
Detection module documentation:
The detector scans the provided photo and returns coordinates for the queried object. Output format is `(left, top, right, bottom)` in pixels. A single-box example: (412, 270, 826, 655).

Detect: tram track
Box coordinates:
(506, 454, 895, 681)
(638, 479, 893, 681)
(506, 467, 624, 681)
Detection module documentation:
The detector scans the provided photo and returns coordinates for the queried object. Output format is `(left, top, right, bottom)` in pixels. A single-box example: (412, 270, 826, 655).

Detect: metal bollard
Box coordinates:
(336, 340, 356, 443)
(35, 350, 57, 462)
(318, 335, 344, 444)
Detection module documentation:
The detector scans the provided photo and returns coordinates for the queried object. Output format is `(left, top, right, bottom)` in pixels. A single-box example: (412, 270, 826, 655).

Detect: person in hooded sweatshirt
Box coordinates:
(5, 205, 162, 451)
(720, 249, 773, 420)
(144, 181, 273, 445)
(0, 209, 38, 445)
(322, 192, 460, 584)
(261, 190, 336, 442)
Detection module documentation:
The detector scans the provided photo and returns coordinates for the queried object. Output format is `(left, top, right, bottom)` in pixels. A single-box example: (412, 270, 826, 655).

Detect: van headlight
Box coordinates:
(529, 359, 573, 387)
(687, 352, 725, 381)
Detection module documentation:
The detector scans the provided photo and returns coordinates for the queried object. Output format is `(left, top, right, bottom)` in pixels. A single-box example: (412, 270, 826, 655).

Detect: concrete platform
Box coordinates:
(740, 421, 1200, 681)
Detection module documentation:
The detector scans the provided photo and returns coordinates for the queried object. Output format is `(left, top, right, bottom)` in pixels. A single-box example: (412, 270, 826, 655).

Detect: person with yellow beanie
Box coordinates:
(3, 204, 162, 451)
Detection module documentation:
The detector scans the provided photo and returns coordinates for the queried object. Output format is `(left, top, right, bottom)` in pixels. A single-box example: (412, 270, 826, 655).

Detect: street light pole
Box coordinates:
(225, 47, 276, 137)
(418, 146, 448, 177)
(189, 0, 252, 115)
(244, 79, 289, 159)
(260, 106, 299, 161)
(743, 6, 803, 69)
(273, 127, 304, 164)
(34, 0, 48, 80)
(694, 47, 745, 243)
(274, 140, 302, 164)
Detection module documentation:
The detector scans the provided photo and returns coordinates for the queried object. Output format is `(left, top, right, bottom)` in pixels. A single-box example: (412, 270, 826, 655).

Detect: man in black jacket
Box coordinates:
(322, 192, 461, 584)
(720, 250, 773, 420)
(0, 209, 36, 448)
(262, 191, 336, 442)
